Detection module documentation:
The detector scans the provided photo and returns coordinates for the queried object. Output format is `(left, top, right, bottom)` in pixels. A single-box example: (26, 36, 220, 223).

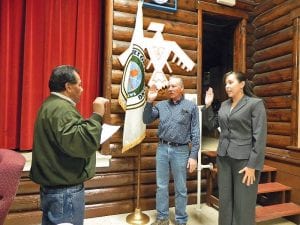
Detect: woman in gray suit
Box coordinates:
(203, 71, 267, 225)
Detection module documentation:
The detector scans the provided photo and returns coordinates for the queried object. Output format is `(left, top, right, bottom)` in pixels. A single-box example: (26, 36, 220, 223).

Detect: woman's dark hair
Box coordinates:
(223, 71, 257, 98)
(48, 65, 79, 92)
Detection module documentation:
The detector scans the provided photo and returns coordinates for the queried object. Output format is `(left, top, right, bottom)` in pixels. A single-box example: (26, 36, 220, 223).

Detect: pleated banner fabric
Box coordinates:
(118, 2, 146, 152)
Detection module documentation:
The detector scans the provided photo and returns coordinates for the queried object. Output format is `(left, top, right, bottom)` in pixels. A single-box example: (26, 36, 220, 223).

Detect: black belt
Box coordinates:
(160, 139, 187, 147)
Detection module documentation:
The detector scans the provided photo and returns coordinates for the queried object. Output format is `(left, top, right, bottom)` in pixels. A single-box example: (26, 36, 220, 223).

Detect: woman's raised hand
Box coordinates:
(205, 87, 214, 107)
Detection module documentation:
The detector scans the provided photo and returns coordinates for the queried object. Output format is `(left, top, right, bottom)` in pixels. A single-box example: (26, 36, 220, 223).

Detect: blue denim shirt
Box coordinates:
(143, 97, 200, 160)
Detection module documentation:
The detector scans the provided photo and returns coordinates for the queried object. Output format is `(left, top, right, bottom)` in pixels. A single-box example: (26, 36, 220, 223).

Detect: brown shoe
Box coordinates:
(151, 219, 169, 225)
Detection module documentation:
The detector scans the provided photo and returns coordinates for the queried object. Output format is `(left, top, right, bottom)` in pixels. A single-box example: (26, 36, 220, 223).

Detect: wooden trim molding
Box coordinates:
(102, 0, 114, 154)
(233, 18, 247, 73)
(296, 17, 300, 147)
(291, 16, 300, 147)
(198, 1, 248, 20)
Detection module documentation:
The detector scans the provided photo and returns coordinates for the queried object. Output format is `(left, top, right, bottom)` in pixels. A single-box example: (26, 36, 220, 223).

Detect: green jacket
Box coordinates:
(30, 94, 102, 186)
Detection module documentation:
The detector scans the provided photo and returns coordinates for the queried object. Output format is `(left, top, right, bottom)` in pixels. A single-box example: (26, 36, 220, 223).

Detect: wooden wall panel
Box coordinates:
(100, 0, 253, 221)
(98, 0, 202, 221)
(251, 0, 300, 206)
(251, 0, 297, 142)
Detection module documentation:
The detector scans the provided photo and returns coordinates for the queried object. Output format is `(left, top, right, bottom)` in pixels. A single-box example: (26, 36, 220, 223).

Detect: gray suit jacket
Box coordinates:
(203, 95, 267, 170)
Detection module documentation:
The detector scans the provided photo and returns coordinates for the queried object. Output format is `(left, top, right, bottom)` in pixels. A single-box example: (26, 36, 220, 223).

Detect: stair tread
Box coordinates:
(203, 150, 217, 158)
(258, 182, 291, 194)
(262, 165, 277, 172)
(256, 203, 300, 222)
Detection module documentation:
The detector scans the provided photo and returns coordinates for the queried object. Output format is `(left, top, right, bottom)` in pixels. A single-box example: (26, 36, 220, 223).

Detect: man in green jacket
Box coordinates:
(30, 65, 108, 225)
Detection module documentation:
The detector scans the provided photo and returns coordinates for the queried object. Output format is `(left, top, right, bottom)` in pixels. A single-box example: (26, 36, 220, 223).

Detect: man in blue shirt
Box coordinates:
(143, 76, 200, 225)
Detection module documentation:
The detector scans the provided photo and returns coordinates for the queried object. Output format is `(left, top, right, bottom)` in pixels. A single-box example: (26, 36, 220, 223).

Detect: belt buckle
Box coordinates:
(167, 141, 177, 147)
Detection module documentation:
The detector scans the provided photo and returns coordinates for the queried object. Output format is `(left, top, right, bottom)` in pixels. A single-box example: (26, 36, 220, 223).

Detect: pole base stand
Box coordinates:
(126, 208, 150, 225)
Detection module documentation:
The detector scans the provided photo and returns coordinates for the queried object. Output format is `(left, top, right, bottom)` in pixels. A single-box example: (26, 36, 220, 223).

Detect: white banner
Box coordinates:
(118, 2, 146, 152)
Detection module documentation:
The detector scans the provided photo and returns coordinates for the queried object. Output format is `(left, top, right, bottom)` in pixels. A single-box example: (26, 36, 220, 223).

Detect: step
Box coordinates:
(256, 202, 300, 222)
(262, 165, 277, 173)
(258, 182, 291, 194)
(202, 150, 217, 158)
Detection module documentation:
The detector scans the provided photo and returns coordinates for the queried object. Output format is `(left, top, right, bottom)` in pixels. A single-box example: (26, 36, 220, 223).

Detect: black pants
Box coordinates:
(217, 156, 260, 225)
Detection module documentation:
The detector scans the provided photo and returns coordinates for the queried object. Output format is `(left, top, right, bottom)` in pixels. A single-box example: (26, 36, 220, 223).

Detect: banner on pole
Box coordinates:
(118, 2, 146, 152)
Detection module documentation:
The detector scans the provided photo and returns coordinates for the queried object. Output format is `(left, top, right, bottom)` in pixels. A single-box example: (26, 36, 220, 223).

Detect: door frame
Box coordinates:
(197, 2, 248, 104)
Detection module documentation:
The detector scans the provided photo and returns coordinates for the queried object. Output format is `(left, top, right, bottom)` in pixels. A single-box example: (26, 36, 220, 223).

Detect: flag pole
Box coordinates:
(126, 145, 150, 224)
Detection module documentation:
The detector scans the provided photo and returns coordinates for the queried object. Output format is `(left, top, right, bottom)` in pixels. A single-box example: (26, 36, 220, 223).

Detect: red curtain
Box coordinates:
(0, 0, 104, 150)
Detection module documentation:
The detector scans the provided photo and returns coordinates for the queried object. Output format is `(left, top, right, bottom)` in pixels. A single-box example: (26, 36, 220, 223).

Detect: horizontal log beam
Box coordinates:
(267, 134, 291, 148)
(253, 40, 293, 63)
(110, 99, 123, 114)
(252, 0, 286, 17)
(85, 172, 135, 188)
(16, 179, 39, 195)
(112, 55, 197, 76)
(254, 81, 292, 97)
(253, 54, 293, 74)
(263, 95, 292, 109)
(112, 40, 197, 62)
(113, 11, 198, 38)
(253, 0, 300, 28)
(252, 67, 292, 85)
(255, 13, 293, 39)
(108, 142, 158, 157)
(108, 113, 124, 126)
(114, 0, 198, 25)
(111, 84, 197, 99)
(254, 26, 293, 51)
(111, 70, 197, 89)
(5, 211, 42, 225)
(113, 25, 198, 51)
(267, 109, 291, 122)
(177, 0, 197, 11)
(96, 157, 135, 173)
(9, 195, 39, 212)
(267, 122, 291, 136)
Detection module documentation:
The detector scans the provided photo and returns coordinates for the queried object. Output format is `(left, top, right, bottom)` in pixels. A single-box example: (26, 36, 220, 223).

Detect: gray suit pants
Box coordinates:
(217, 156, 260, 225)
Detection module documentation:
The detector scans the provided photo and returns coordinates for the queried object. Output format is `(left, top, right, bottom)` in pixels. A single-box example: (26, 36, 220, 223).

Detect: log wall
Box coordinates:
(251, 0, 300, 205)
(103, 0, 253, 220)
(103, 0, 200, 216)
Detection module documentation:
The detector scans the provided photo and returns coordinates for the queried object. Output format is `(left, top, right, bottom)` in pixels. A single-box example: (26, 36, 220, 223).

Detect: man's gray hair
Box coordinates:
(169, 76, 184, 88)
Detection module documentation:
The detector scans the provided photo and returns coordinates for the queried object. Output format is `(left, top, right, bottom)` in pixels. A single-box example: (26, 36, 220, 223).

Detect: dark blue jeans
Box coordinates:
(40, 184, 85, 225)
